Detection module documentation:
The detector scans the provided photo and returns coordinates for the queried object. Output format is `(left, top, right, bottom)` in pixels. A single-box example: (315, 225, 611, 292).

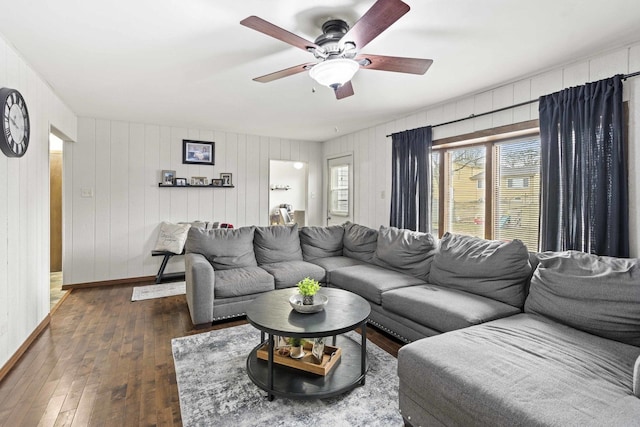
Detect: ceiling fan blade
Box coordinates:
(357, 54, 433, 74)
(240, 16, 321, 52)
(341, 0, 410, 50)
(334, 81, 355, 100)
(253, 62, 317, 83)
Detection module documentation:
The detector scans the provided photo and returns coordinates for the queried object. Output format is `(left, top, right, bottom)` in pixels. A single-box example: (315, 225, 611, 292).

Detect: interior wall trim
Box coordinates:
(61, 275, 156, 290)
(0, 315, 51, 383)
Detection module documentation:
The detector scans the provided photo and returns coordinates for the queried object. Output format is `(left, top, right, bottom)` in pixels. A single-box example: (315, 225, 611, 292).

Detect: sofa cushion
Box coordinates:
(330, 264, 425, 305)
(259, 260, 326, 289)
(372, 226, 437, 281)
(253, 225, 303, 265)
(154, 221, 191, 254)
(185, 226, 257, 270)
(383, 284, 521, 333)
(429, 232, 531, 308)
(299, 225, 344, 261)
(214, 266, 274, 298)
(307, 256, 365, 272)
(525, 250, 640, 346)
(342, 222, 378, 263)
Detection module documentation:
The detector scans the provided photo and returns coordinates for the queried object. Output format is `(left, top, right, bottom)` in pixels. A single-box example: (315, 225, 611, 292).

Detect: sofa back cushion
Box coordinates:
(525, 251, 640, 346)
(254, 224, 303, 264)
(429, 232, 532, 308)
(372, 226, 437, 281)
(299, 225, 344, 261)
(185, 226, 257, 270)
(342, 222, 378, 263)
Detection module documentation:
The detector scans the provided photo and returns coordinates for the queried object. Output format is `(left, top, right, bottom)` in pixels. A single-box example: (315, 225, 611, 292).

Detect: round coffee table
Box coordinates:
(245, 287, 370, 400)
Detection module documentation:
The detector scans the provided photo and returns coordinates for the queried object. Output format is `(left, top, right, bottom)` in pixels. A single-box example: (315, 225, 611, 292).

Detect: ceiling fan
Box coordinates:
(240, 0, 433, 100)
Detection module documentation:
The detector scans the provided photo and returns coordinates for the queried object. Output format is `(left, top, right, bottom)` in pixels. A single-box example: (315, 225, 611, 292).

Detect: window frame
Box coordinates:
(431, 120, 539, 242)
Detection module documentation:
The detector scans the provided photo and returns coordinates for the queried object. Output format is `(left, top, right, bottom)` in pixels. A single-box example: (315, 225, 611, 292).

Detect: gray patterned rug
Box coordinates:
(171, 324, 402, 426)
(131, 281, 186, 301)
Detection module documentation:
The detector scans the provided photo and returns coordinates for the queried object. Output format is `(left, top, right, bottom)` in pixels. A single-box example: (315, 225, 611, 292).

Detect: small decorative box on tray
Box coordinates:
(256, 342, 342, 376)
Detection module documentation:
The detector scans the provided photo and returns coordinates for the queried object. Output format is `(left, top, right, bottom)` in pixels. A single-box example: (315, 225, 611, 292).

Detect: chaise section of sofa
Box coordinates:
(398, 250, 640, 426)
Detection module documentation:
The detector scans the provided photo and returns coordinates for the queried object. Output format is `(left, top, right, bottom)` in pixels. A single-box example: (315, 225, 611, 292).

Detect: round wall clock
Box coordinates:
(0, 87, 30, 158)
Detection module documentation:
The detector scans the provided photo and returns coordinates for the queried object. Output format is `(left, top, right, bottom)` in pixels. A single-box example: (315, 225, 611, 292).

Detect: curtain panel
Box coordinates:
(390, 126, 432, 232)
(538, 74, 629, 257)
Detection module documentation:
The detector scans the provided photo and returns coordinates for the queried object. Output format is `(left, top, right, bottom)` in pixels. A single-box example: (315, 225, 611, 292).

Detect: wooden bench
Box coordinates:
(151, 250, 185, 284)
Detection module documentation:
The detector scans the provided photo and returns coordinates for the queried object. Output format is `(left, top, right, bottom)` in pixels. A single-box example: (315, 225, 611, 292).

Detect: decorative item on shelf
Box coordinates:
(288, 337, 305, 359)
(297, 277, 320, 305)
(270, 184, 291, 191)
(190, 176, 208, 186)
(175, 178, 188, 186)
(311, 337, 325, 364)
(211, 178, 223, 187)
(183, 139, 215, 166)
(160, 170, 176, 186)
(220, 172, 233, 186)
(256, 341, 342, 376)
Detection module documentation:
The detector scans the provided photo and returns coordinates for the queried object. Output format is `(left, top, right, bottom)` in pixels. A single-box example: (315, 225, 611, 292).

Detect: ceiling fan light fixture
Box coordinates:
(309, 58, 360, 88)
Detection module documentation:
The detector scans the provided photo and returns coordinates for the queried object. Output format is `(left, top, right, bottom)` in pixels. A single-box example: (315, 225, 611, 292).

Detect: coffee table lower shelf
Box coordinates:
(246, 335, 367, 400)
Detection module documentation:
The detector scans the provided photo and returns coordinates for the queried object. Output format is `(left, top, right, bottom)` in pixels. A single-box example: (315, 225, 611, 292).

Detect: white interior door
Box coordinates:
(327, 155, 353, 226)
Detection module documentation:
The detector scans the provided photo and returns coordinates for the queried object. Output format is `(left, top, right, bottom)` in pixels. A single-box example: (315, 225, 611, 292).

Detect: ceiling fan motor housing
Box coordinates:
(313, 19, 356, 59)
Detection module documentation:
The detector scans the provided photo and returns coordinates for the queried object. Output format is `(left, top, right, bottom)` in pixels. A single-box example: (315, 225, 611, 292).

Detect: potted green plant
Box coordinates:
(297, 277, 321, 305)
(288, 337, 306, 359)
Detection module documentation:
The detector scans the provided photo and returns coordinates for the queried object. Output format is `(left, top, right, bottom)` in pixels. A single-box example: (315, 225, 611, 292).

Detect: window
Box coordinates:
(329, 164, 349, 216)
(444, 146, 486, 238)
(432, 130, 541, 251)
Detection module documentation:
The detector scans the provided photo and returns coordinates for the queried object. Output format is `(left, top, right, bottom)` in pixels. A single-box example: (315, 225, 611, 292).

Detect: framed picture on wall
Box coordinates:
(211, 178, 223, 187)
(182, 140, 215, 166)
(175, 178, 188, 186)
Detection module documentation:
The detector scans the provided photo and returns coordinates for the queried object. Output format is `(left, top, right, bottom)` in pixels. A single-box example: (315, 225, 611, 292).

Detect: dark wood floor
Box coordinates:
(0, 281, 404, 426)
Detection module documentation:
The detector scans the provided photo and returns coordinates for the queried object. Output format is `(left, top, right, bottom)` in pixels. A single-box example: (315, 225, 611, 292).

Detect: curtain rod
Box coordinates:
(386, 70, 640, 137)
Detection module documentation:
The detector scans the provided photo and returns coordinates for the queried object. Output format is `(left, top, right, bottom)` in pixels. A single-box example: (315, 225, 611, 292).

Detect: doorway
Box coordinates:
(50, 132, 65, 309)
(269, 160, 308, 226)
(327, 154, 353, 226)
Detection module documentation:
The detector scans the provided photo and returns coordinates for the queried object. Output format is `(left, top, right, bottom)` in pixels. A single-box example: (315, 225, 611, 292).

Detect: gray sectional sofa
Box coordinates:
(184, 222, 530, 341)
(184, 222, 640, 425)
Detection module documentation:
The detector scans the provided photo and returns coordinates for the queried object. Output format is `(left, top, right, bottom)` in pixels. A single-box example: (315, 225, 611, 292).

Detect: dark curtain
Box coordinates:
(390, 126, 432, 232)
(539, 74, 629, 257)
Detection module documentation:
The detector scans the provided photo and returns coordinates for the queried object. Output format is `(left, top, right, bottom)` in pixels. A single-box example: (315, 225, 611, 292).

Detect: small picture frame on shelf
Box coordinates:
(161, 170, 176, 185)
(211, 178, 223, 187)
(311, 337, 325, 364)
(175, 178, 187, 186)
(190, 176, 208, 186)
(220, 173, 233, 186)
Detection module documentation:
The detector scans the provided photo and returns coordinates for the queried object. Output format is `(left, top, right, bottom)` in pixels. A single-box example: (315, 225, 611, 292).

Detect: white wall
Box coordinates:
(0, 35, 77, 367)
(323, 42, 640, 257)
(65, 119, 323, 284)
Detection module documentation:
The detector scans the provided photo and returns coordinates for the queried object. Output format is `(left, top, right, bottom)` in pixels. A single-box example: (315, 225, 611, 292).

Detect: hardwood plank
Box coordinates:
(0, 280, 404, 426)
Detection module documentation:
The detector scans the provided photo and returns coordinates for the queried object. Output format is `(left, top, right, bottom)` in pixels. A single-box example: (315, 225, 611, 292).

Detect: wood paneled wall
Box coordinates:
(0, 35, 77, 368)
(65, 119, 324, 285)
(323, 42, 640, 257)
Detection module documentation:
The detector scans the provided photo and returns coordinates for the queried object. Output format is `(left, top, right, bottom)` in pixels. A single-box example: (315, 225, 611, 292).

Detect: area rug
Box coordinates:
(131, 281, 186, 301)
(172, 324, 402, 426)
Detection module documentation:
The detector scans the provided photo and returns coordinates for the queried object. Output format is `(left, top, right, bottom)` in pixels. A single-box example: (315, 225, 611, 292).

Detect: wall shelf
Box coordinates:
(158, 184, 235, 188)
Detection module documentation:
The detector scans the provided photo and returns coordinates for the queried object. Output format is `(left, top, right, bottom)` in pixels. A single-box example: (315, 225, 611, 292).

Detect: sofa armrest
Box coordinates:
(185, 253, 215, 326)
(634, 355, 640, 398)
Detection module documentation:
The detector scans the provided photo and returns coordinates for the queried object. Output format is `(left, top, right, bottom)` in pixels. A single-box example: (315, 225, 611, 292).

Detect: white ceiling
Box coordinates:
(2, 0, 640, 142)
